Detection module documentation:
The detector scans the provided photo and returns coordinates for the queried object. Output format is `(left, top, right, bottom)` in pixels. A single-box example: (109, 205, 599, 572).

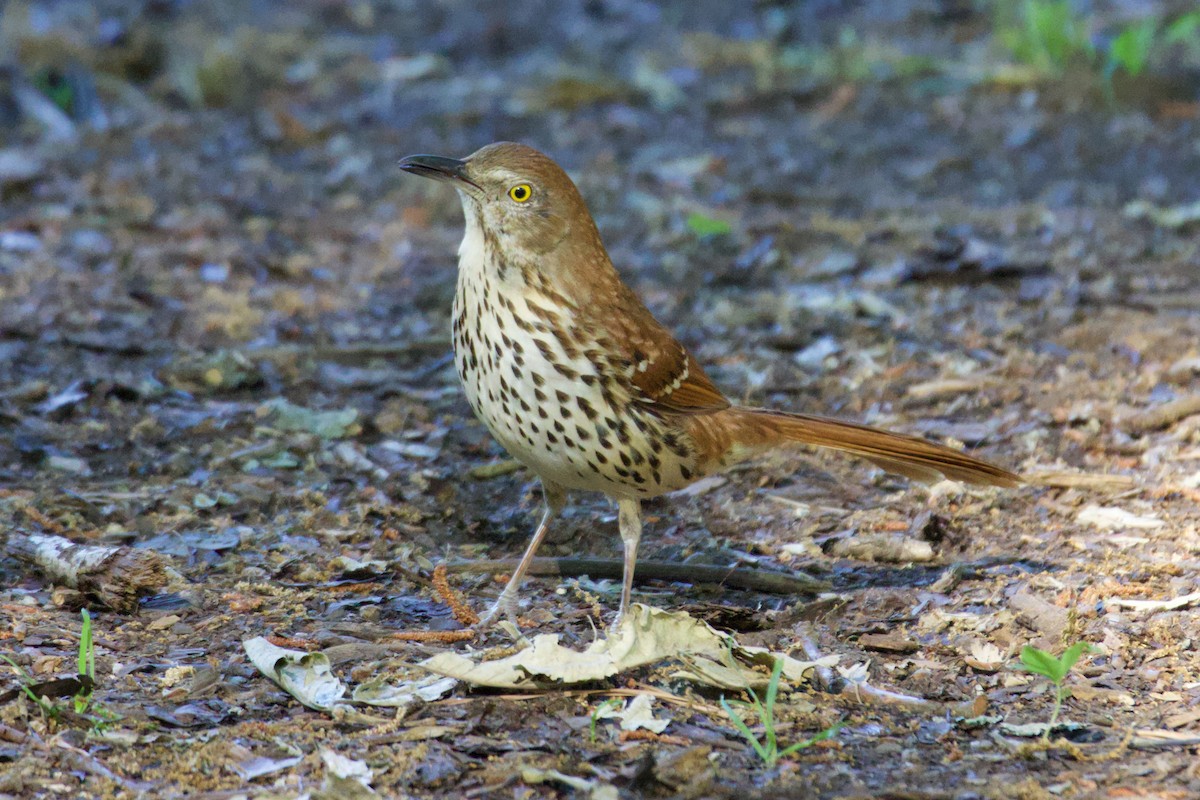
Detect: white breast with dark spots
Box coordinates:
(450, 228, 697, 497)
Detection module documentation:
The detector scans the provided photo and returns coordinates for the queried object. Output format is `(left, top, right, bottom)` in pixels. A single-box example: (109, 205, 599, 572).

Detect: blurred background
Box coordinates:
(3, 3, 1200, 795)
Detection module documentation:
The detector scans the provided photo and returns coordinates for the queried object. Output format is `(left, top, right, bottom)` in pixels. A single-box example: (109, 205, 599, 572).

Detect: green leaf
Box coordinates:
(763, 656, 784, 716)
(1164, 13, 1200, 46)
(721, 696, 771, 763)
(1109, 20, 1157, 77)
(686, 212, 732, 237)
(777, 722, 844, 757)
(1018, 645, 1064, 681)
(79, 609, 95, 682)
(1058, 641, 1095, 673)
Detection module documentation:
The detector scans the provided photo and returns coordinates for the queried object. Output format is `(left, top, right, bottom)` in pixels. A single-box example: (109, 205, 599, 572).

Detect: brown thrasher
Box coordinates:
(399, 142, 1019, 628)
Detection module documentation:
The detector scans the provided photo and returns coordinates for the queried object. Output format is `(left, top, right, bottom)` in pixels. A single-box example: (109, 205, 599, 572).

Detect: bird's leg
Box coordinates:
(476, 481, 566, 629)
(612, 497, 643, 630)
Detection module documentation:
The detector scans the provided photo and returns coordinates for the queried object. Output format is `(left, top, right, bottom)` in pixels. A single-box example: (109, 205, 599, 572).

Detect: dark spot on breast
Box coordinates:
(576, 397, 597, 420)
(553, 362, 579, 380)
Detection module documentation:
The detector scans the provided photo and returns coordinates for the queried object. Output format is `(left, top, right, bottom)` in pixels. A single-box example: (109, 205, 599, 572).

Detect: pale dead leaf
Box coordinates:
(352, 674, 457, 708)
(243, 637, 347, 712)
(605, 693, 669, 733)
(419, 604, 727, 689)
(1107, 591, 1200, 612)
(1077, 505, 1165, 531)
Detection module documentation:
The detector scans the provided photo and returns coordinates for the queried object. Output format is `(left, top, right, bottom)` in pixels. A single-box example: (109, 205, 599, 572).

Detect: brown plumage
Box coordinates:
(399, 142, 1020, 629)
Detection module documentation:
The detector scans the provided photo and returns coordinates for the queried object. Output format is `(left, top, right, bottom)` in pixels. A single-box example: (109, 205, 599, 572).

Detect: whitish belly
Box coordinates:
(451, 281, 695, 498)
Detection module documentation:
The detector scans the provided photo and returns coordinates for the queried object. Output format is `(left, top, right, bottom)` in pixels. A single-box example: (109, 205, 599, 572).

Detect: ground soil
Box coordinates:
(2, 1, 1199, 798)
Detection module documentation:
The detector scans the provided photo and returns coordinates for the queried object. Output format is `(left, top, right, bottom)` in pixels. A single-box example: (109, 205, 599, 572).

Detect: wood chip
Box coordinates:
(1124, 394, 1200, 434)
(1008, 586, 1068, 640)
(858, 633, 920, 654)
(905, 377, 996, 400)
(1024, 471, 1138, 491)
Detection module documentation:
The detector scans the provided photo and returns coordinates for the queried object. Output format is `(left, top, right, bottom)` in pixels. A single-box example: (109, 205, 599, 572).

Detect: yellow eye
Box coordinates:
(508, 183, 532, 203)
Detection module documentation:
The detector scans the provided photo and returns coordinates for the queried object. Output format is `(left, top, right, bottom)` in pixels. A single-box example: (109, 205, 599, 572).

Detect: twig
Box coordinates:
(795, 627, 837, 692)
(619, 729, 690, 745)
(388, 630, 475, 643)
(468, 460, 524, 479)
(6, 532, 168, 613)
(1024, 471, 1138, 492)
(442, 558, 828, 595)
(0, 723, 156, 792)
(1124, 394, 1200, 434)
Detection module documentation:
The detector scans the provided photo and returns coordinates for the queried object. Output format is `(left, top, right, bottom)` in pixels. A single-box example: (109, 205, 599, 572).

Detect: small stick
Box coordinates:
(388, 630, 475, 643)
(6, 532, 168, 613)
(618, 729, 690, 745)
(1125, 394, 1200, 434)
(442, 557, 829, 595)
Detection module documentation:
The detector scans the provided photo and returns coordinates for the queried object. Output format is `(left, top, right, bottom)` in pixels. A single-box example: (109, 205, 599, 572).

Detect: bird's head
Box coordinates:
(399, 142, 590, 257)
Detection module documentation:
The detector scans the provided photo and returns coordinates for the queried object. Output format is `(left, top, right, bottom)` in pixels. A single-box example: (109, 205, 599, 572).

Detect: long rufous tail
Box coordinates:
(688, 407, 1020, 487)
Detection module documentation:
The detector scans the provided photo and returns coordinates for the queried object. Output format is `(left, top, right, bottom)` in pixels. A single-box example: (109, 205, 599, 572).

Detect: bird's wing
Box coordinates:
(596, 283, 730, 415)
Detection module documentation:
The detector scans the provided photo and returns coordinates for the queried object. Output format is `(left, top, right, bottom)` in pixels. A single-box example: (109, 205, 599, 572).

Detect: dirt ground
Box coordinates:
(2, 1, 1200, 798)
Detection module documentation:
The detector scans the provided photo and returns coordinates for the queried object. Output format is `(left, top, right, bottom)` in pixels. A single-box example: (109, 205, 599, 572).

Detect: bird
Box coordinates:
(398, 142, 1020, 629)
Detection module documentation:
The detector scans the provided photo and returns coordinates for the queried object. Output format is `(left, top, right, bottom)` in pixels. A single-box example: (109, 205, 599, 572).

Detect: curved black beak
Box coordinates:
(398, 154, 481, 191)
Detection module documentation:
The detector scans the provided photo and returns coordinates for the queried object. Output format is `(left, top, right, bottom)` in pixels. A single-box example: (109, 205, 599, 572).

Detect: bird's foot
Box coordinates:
(473, 592, 521, 633)
(608, 602, 635, 634)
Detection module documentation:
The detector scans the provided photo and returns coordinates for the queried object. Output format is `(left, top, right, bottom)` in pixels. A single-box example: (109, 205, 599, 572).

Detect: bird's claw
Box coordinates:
(473, 593, 521, 632)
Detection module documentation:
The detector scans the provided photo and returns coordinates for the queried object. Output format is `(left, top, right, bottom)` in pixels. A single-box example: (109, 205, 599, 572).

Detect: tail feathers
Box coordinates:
(732, 407, 1020, 487)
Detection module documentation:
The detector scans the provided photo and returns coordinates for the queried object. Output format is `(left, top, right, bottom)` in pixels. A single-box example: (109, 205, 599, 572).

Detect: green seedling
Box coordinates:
(1107, 18, 1157, 79)
(0, 654, 58, 717)
(588, 698, 622, 743)
(75, 609, 96, 714)
(685, 212, 733, 238)
(1017, 641, 1096, 738)
(1, 610, 98, 721)
(999, 0, 1094, 76)
(1164, 12, 1200, 50)
(720, 654, 843, 768)
(1105, 11, 1200, 85)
